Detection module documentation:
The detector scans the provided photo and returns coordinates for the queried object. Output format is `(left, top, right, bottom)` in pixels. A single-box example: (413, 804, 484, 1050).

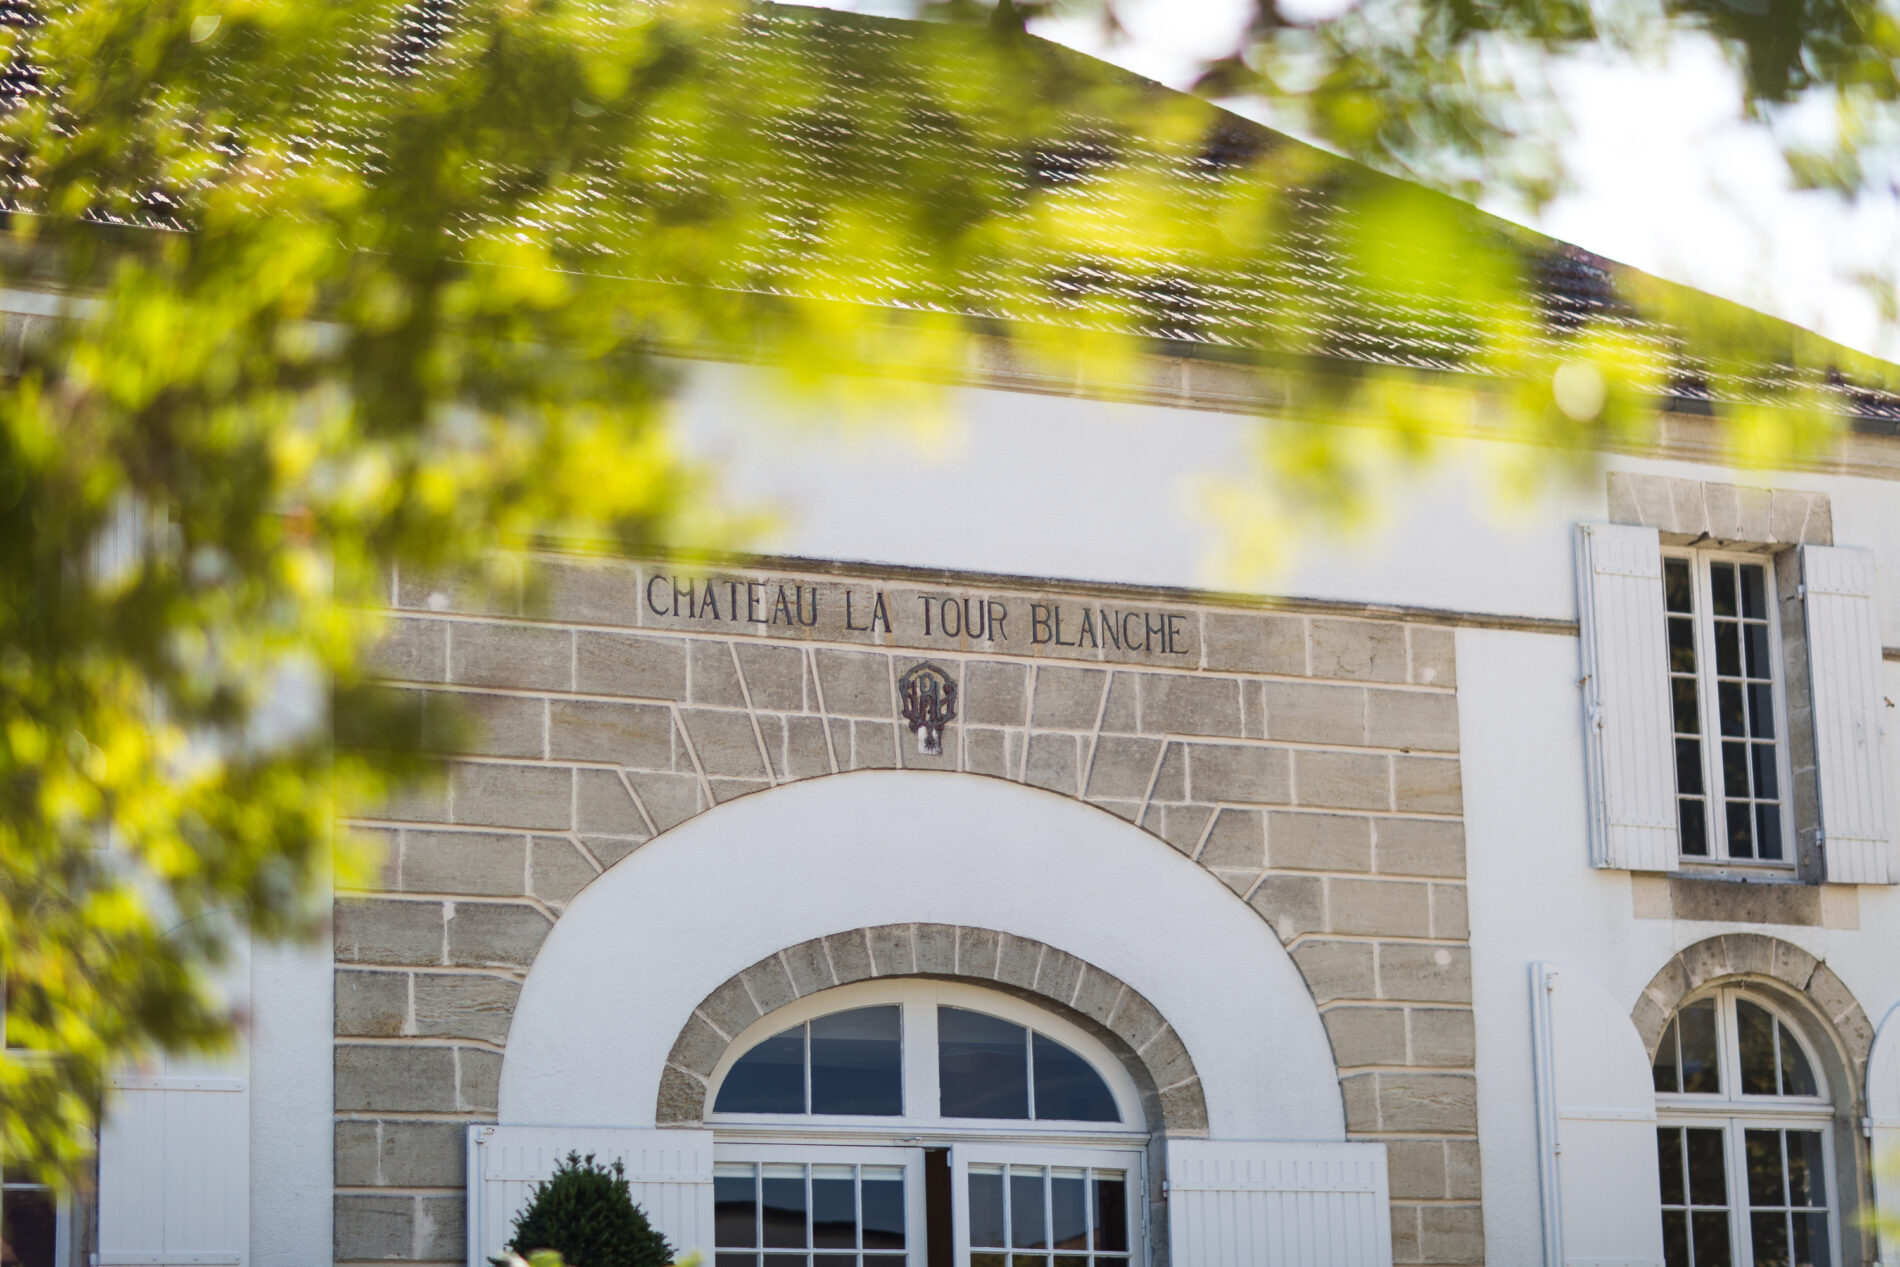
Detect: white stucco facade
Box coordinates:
(249, 937, 337, 1265)
(677, 359, 1900, 632)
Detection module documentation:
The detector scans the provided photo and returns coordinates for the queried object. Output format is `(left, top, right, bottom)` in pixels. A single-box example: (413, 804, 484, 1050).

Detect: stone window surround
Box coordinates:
(658, 923, 1208, 1136)
(1630, 932, 1875, 1267)
(1606, 473, 1833, 548)
(1630, 874, 1861, 929)
(1631, 934, 1872, 1095)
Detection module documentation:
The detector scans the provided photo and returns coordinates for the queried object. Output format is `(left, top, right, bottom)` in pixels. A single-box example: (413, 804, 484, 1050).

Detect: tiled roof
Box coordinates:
(4, 0, 1897, 425)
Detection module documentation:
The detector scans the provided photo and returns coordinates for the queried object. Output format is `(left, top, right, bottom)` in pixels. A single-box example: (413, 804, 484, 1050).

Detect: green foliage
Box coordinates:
(503, 1153, 675, 1267)
(0, 0, 1185, 1184)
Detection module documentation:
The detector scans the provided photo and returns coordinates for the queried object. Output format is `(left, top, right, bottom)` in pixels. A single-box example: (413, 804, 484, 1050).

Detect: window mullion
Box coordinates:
(1024, 1030, 1036, 1121)
(911, 997, 941, 1121)
(1715, 991, 1735, 1100)
(1693, 559, 1727, 861)
(1045, 1168, 1055, 1261)
(1726, 1118, 1753, 1267)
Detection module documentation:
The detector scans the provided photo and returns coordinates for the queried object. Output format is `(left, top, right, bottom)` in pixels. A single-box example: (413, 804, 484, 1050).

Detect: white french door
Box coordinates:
(1655, 1118, 1838, 1267)
(950, 1143, 1145, 1267)
(713, 1143, 928, 1267)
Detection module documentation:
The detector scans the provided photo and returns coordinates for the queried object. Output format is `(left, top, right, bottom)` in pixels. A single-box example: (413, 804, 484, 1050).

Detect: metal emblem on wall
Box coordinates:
(899, 662, 958, 756)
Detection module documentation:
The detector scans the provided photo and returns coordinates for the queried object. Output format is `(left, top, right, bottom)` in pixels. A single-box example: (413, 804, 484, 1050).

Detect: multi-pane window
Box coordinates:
(1743, 1129, 1831, 1266)
(1655, 1126, 1832, 1267)
(1652, 990, 1838, 1267)
(713, 1162, 908, 1267)
(1657, 1126, 1734, 1264)
(966, 1164, 1131, 1267)
(1663, 552, 1790, 863)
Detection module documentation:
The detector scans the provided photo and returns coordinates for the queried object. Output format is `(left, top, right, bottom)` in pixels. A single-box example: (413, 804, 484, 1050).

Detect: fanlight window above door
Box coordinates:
(710, 987, 1131, 1128)
(1652, 995, 1822, 1099)
(937, 1008, 1118, 1122)
(715, 1005, 904, 1116)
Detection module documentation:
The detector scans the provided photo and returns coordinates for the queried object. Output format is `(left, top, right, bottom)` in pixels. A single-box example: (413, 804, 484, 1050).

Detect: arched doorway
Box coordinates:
(479, 771, 1384, 1265)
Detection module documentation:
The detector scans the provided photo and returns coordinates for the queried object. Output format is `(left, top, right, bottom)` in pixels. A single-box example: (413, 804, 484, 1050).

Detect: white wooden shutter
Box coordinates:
(467, 1125, 715, 1266)
(97, 1061, 250, 1266)
(1529, 962, 1664, 1267)
(98, 933, 250, 1267)
(1868, 1003, 1900, 1265)
(1164, 1139, 1392, 1267)
(1800, 545, 1896, 884)
(1575, 524, 1679, 871)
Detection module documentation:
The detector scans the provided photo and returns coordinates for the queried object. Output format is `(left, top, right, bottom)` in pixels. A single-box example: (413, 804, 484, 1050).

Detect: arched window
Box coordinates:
(713, 1001, 1120, 1124)
(706, 981, 1146, 1267)
(1651, 988, 1838, 1267)
(715, 1005, 905, 1116)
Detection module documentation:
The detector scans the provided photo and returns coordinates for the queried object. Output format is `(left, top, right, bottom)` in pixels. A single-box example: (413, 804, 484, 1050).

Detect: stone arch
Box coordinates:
(496, 771, 1345, 1144)
(548, 758, 1473, 1153)
(657, 923, 1209, 1136)
(1629, 932, 1874, 1082)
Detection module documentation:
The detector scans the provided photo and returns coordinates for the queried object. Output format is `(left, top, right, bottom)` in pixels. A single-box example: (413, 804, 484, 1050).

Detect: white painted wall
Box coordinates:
(674, 361, 1900, 639)
(499, 771, 1345, 1143)
(1457, 627, 1900, 1263)
(249, 932, 334, 1265)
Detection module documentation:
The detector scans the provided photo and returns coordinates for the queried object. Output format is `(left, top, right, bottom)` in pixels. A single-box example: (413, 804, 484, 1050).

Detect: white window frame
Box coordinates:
(711, 1142, 930, 1266)
(1655, 988, 1841, 1267)
(949, 1141, 1148, 1265)
(1662, 546, 1797, 869)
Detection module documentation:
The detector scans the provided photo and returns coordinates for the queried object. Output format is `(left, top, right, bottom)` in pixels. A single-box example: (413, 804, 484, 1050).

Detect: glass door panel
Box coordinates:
(715, 1146, 922, 1267)
(1658, 1125, 1734, 1267)
(952, 1145, 1141, 1267)
(1742, 1128, 1832, 1267)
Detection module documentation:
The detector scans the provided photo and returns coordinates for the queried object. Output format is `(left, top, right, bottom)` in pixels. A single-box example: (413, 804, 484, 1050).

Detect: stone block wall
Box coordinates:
(335, 555, 1480, 1265)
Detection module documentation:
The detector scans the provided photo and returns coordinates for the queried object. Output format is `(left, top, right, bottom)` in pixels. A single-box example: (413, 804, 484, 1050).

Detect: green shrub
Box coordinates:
(501, 1152, 676, 1267)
